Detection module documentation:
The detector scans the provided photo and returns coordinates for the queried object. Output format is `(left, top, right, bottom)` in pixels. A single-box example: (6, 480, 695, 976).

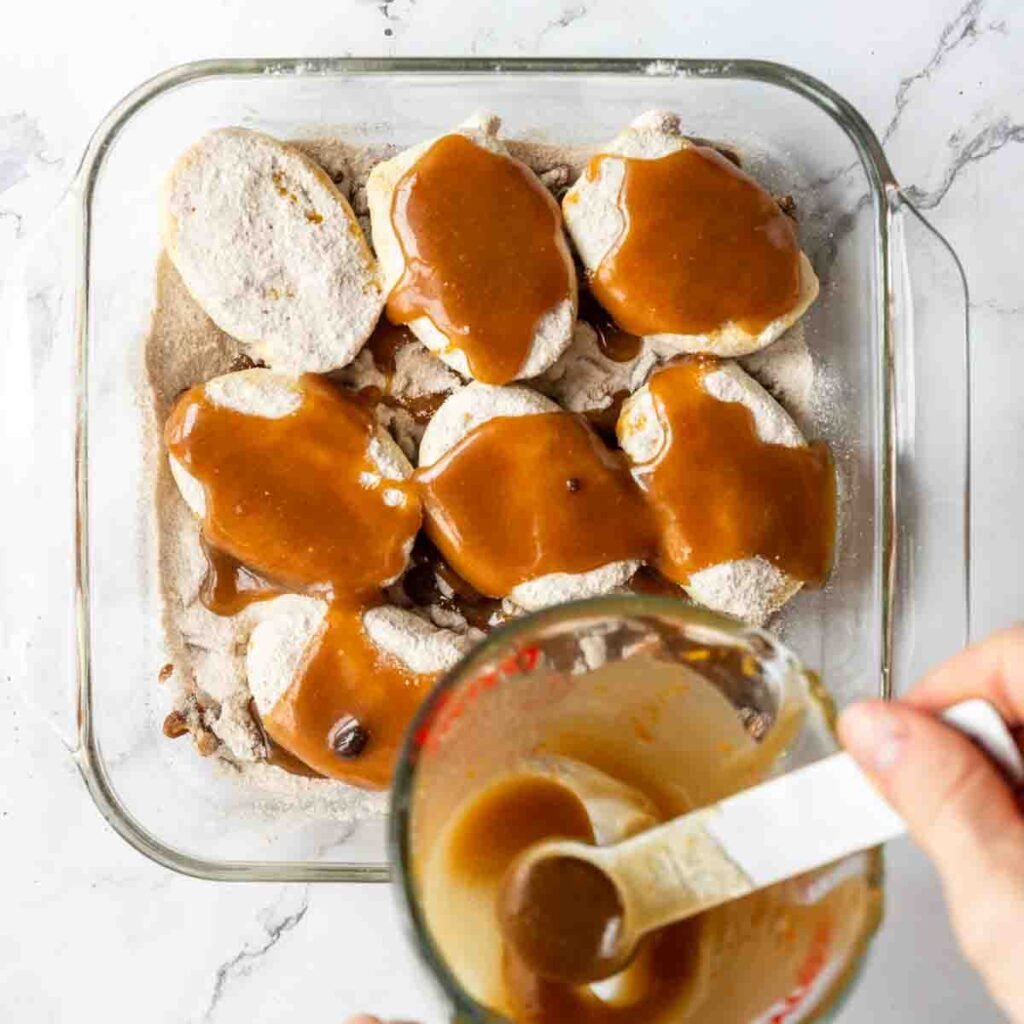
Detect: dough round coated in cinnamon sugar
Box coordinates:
(162, 127, 384, 374)
(562, 111, 818, 359)
(419, 383, 641, 610)
(617, 361, 807, 625)
(166, 368, 419, 590)
(367, 114, 577, 383)
(245, 596, 474, 719)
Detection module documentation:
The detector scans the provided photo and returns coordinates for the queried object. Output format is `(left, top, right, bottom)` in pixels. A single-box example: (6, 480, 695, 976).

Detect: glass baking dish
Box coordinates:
(1, 57, 969, 882)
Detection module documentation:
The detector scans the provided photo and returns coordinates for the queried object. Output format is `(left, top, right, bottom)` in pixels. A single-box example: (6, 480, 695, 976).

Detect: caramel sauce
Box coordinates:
(264, 735, 325, 779)
(164, 374, 428, 788)
(578, 286, 643, 364)
(626, 565, 683, 600)
(588, 146, 801, 336)
(440, 771, 702, 1023)
(387, 133, 573, 384)
(416, 412, 655, 597)
(199, 540, 283, 616)
(499, 855, 626, 984)
(423, 659, 877, 1023)
(365, 317, 415, 375)
(596, 327, 643, 364)
(502, 923, 703, 1024)
(392, 391, 447, 425)
(261, 602, 433, 787)
(164, 374, 421, 596)
(341, 319, 450, 426)
(399, 534, 504, 632)
(348, 384, 446, 428)
(639, 358, 835, 586)
(444, 775, 594, 884)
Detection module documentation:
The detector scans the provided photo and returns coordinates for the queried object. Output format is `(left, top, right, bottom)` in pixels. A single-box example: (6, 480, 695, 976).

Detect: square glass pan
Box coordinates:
(63, 58, 969, 881)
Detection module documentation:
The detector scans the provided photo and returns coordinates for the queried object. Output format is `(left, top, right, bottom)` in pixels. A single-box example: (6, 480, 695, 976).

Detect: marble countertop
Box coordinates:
(2, 1, 1021, 1020)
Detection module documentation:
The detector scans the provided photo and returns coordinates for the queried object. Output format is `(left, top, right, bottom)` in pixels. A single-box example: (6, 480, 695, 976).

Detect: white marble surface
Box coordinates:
(2, 1, 1022, 1020)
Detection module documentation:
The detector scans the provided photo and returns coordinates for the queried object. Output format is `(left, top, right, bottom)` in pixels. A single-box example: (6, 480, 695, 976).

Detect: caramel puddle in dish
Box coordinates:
(579, 285, 643, 364)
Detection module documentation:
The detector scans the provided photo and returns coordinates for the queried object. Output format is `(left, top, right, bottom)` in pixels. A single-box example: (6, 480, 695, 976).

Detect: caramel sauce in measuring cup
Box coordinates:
(419, 657, 874, 1023)
(387, 133, 574, 384)
(588, 146, 801, 337)
(446, 774, 702, 1021)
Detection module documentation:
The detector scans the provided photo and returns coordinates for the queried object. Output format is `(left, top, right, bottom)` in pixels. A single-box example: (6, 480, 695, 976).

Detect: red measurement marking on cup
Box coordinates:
(766, 922, 832, 1024)
(415, 645, 541, 756)
(413, 689, 454, 753)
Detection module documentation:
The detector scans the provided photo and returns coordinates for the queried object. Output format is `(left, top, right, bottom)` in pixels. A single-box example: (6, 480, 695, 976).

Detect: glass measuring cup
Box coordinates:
(391, 596, 882, 1023)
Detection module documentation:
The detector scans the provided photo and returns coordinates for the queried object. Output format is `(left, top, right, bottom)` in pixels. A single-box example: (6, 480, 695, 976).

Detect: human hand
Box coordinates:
(839, 627, 1024, 1023)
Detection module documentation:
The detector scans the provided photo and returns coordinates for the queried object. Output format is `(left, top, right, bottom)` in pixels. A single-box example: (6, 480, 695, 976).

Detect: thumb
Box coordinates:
(839, 701, 1024, 992)
(839, 701, 1024, 888)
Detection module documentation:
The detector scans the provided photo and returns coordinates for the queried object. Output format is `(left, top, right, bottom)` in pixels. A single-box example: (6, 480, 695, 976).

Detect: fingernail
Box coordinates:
(839, 702, 908, 773)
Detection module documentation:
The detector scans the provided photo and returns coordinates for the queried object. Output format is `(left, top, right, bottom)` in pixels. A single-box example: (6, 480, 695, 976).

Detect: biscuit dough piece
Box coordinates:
(618, 361, 809, 625)
(419, 383, 642, 610)
(246, 597, 472, 717)
(165, 369, 419, 593)
(162, 127, 384, 373)
(367, 115, 577, 384)
(563, 111, 818, 358)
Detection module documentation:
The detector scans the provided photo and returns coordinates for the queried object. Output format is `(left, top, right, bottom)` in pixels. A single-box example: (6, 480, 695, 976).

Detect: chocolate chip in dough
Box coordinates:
(329, 715, 370, 758)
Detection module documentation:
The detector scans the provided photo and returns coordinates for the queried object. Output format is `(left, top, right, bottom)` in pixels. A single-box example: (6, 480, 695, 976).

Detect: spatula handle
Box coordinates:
(704, 698, 1023, 891)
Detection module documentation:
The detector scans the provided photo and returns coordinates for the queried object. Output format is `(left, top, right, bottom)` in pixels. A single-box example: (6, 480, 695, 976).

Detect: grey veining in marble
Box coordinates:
(1, 1, 1021, 1021)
